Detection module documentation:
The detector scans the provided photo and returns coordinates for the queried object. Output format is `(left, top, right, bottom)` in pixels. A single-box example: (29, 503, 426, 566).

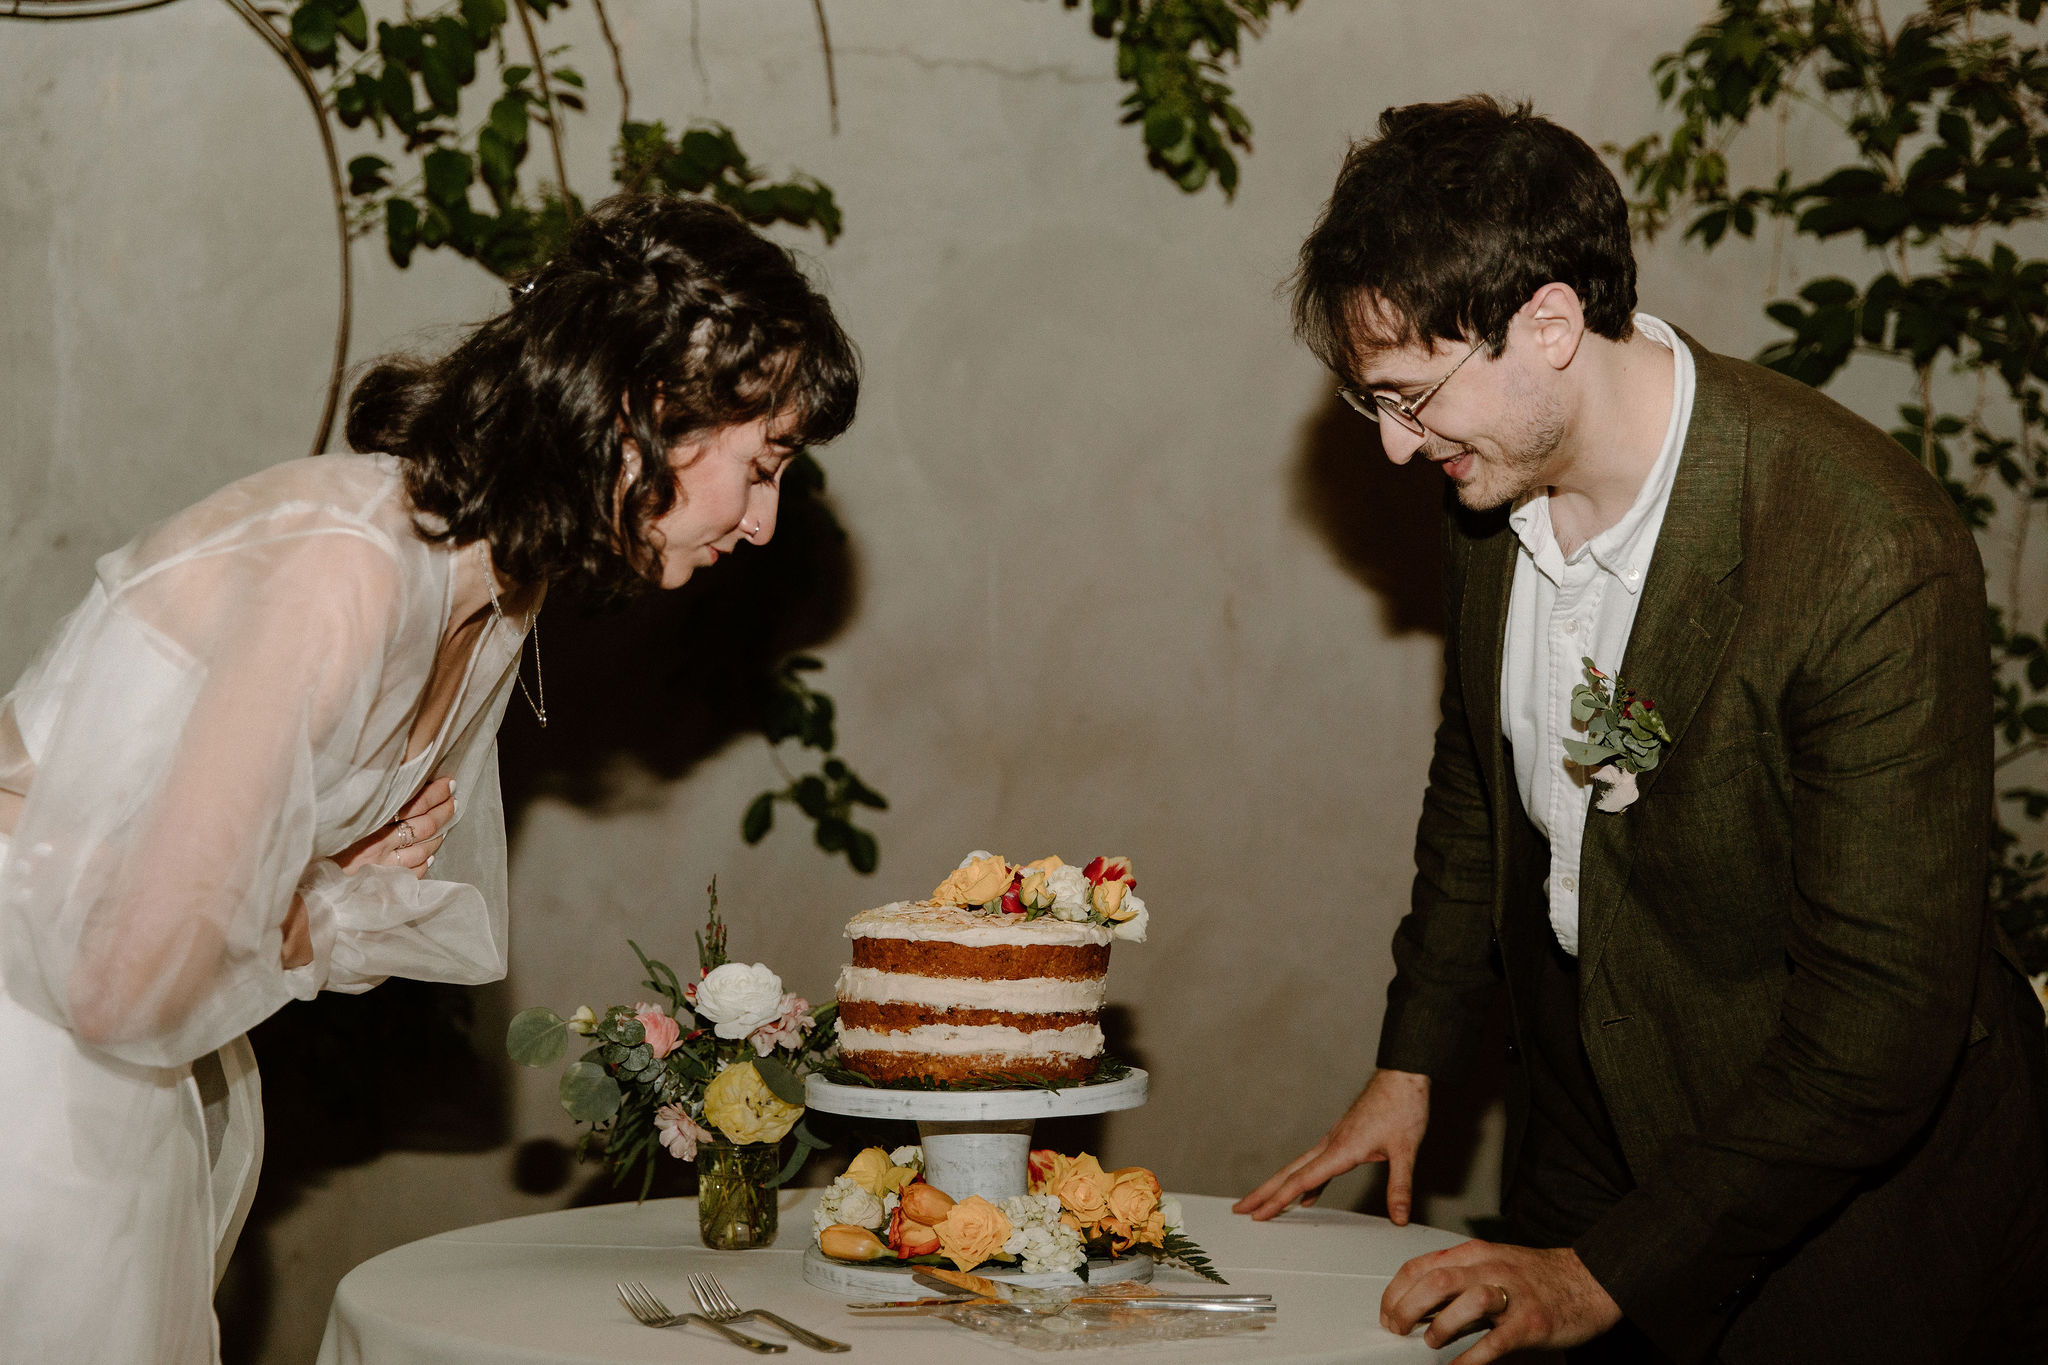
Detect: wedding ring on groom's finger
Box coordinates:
(395, 819, 418, 849)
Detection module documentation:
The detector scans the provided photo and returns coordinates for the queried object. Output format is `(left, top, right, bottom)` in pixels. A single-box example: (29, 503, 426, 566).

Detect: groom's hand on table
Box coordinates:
(1382, 1240, 1620, 1361)
(1232, 1069, 1431, 1223)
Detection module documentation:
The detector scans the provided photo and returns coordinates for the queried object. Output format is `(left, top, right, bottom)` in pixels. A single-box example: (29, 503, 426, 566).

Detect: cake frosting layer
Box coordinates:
(837, 1021, 1104, 1059)
(835, 965, 1106, 1013)
(846, 901, 1114, 947)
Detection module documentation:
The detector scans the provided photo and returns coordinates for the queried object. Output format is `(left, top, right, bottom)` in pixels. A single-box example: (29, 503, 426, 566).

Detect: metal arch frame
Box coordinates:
(1, 0, 351, 459)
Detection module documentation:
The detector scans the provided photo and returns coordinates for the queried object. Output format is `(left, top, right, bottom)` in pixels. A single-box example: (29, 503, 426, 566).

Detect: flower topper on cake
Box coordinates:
(928, 851, 1148, 942)
(1563, 657, 1673, 813)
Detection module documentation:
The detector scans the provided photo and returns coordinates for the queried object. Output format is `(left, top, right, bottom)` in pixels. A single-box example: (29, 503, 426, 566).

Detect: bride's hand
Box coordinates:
(335, 777, 458, 876)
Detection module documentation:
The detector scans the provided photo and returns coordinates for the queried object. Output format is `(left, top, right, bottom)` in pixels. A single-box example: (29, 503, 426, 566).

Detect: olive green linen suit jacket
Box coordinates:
(1373, 333, 2048, 1362)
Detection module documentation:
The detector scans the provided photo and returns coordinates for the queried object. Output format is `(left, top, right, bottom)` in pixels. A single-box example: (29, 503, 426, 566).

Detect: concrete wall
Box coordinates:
(12, 2, 2017, 1361)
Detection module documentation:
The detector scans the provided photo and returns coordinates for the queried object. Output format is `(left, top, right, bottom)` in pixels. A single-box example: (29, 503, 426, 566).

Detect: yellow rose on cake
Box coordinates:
(931, 852, 1013, 906)
(702, 1061, 802, 1143)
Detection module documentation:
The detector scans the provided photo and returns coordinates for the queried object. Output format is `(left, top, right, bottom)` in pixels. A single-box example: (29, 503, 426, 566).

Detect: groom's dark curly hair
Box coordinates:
(347, 193, 859, 599)
(1293, 95, 1637, 383)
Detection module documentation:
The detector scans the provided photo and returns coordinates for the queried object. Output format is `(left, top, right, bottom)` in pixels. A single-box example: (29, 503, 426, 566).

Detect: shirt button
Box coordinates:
(1563, 619, 1580, 635)
(1561, 875, 1578, 893)
(1625, 568, 1641, 582)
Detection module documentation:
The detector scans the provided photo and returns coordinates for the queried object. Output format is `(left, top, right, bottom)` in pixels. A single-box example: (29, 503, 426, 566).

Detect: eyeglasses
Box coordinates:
(1337, 337, 1486, 436)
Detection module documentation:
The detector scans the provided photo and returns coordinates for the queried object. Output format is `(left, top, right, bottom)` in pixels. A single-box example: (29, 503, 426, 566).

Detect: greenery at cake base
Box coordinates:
(815, 1054, 1135, 1094)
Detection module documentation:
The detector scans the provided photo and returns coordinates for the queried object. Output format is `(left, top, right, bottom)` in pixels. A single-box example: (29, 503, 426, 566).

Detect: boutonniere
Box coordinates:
(1563, 657, 1673, 813)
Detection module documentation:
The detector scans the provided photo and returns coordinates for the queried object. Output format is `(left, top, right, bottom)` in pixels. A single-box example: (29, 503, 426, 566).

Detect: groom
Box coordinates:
(1236, 97, 2048, 1363)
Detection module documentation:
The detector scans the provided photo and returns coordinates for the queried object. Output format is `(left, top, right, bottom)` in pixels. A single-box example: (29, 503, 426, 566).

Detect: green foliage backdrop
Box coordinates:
(1617, 0, 2048, 971)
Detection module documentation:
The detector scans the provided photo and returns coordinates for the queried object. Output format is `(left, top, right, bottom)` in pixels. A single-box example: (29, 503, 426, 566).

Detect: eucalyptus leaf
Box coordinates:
(752, 1053, 806, 1105)
(505, 1005, 568, 1067)
(559, 1061, 622, 1123)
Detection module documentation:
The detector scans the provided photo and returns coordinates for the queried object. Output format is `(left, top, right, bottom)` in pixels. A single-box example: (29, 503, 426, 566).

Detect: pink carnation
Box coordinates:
(654, 1104, 712, 1160)
(634, 1002, 681, 1059)
(747, 993, 816, 1057)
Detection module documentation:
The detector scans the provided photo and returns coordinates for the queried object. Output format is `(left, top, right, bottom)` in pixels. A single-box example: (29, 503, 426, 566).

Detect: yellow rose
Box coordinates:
(932, 854, 1012, 906)
(1089, 879, 1128, 918)
(844, 1147, 919, 1198)
(702, 1061, 803, 1144)
(819, 1224, 890, 1262)
(1053, 1153, 1114, 1226)
(1022, 856, 1065, 875)
(1028, 1149, 1076, 1195)
(1106, 1167, 1161, 1227)
(933, 1195, 1014, 1272)
(1018, 870, 1055, 911)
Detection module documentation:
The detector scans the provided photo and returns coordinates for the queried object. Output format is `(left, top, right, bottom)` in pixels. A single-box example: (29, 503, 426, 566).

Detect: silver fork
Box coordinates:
(688, 1272, 851, 1353)
(616, 1281, 786, 1353)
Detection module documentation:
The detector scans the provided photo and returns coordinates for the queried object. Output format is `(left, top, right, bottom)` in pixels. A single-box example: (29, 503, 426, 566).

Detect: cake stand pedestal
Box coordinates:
(800, 1069, 1151, 1296)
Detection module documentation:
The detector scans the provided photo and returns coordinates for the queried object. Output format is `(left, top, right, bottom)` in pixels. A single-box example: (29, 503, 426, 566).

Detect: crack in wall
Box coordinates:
(834, 44, 1113, 85)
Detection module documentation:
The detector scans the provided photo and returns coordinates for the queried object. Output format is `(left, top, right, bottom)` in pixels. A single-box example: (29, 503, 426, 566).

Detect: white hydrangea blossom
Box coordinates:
(1044, 865, 1092, 921)
(813, 1176, 896, 1237)
(999, 1193, 1086, 1274)
(888, 1145, 924, 1171)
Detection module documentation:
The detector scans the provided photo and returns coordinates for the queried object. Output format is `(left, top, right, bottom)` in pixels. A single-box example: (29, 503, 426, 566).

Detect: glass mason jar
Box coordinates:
(696, 1139, 780, 1250)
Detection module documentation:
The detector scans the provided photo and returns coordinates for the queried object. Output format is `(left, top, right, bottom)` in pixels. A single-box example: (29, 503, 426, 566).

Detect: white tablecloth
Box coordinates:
(317, 1191, 1476, 1364)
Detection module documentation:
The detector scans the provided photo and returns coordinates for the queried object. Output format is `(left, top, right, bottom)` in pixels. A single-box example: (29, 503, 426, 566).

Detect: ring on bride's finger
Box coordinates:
(395, 819, 418, 849)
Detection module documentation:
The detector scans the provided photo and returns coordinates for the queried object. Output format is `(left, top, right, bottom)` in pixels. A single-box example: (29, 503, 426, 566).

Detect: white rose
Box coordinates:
(1045, 864, 1091, 920)
(888, 1144, 924, 1170)
(1110, 893, 1148, 942)
(1159, 1195, 1184, 1231)
(694, 962, 786, 1039)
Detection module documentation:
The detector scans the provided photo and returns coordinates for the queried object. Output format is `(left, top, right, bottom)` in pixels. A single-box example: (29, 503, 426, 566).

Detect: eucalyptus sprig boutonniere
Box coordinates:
(1564, 657, 1674, 813)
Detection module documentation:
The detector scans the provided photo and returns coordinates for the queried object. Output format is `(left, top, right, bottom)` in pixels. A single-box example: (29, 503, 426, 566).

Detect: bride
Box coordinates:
(0, 193, 858, 1363)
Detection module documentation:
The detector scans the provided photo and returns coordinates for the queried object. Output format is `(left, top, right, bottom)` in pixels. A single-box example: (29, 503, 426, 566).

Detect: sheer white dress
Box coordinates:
(0, 454, 528, 1363)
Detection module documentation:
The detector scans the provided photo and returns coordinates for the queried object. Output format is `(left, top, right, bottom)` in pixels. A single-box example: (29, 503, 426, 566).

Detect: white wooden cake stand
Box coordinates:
(800, 1069, 1152, 1296)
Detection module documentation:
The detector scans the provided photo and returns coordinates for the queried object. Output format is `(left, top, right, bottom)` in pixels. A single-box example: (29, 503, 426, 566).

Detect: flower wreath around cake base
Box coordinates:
(814, 1146, 1224, 1283)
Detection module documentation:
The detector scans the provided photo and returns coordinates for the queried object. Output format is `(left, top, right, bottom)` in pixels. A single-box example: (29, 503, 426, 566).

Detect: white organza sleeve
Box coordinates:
(284, 738, 509, 999)
(0, 527, 410, 1068)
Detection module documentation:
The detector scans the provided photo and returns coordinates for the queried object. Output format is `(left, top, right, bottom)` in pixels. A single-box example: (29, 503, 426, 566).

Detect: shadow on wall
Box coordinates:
(1291, 395, 1445, 638)
(1290, 394, 1507, 1232)
(216, 483, 859, 1363)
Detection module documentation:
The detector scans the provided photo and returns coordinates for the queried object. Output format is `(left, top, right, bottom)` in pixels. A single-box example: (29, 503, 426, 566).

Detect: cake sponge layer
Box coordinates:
(851, 937, 1109, 981)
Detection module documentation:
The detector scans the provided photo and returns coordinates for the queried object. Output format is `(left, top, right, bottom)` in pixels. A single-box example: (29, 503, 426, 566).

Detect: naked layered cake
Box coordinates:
(834, 851, 1148, 1083)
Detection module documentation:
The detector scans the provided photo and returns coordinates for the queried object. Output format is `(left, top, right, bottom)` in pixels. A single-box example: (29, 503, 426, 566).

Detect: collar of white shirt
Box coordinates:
(1505, 313, 1695, 594)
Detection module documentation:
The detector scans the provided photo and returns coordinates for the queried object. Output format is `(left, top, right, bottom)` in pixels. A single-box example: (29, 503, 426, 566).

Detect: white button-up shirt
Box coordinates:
(1500, 313, 1695, 955)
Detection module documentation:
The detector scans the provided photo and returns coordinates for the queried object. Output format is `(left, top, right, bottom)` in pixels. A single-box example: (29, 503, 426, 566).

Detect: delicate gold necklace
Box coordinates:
(478, 542, 547, 728)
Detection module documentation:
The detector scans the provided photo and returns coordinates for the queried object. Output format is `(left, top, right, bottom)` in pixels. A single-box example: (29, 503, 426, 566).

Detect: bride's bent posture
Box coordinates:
(0, 194, 858, 1363)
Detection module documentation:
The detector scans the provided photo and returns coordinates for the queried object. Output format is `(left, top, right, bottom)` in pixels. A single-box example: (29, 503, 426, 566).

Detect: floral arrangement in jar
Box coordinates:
(506, 881, 836, 1201)
(814, 1146, 1223, 1282)
(928, 851, 1150, 942)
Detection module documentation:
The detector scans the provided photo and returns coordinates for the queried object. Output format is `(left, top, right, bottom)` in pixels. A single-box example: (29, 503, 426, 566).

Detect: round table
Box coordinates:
(316, 1190, 1477, 1364)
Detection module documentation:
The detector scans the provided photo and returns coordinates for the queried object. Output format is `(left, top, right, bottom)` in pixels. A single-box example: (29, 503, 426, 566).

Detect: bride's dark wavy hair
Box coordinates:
(346, 193, 860, 597)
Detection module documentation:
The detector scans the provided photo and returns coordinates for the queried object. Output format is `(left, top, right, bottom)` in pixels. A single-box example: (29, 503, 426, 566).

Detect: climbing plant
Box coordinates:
(1615, 0, 2048, 971)
(273, 0, 1297, 872)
